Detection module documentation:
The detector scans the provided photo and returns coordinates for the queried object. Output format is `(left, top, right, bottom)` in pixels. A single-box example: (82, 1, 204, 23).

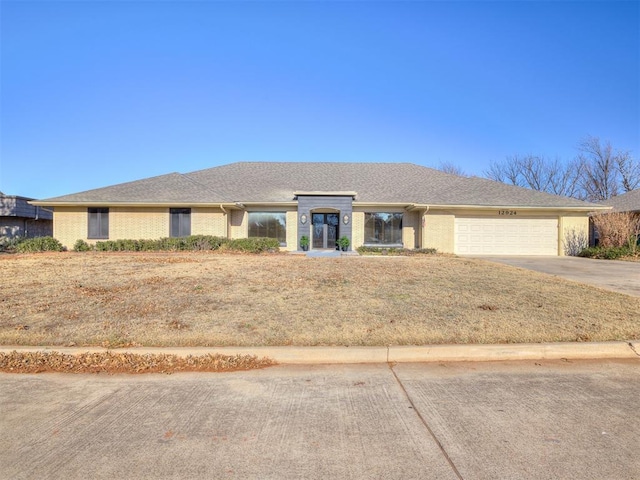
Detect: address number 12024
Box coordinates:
(498, 210, 517, 216)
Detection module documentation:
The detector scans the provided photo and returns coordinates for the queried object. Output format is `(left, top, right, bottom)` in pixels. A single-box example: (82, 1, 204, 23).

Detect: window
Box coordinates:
(364, 213, 403, 245)
(248, 212, 286, 245)
(170, 208, 191, 237)
(88, 208, 109, 239)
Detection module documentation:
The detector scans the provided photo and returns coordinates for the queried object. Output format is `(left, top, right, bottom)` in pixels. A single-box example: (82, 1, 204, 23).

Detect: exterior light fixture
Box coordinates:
(343, 214, 350, 225)
(300, 214, 307, 224)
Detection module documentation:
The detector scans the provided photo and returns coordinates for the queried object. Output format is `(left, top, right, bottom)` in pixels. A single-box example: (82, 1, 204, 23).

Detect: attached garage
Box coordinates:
(454, 216, 558, 255)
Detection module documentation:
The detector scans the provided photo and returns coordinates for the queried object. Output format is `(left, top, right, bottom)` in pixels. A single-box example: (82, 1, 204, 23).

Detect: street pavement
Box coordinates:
(473, 256, 640, 297)
(1, 359, 639, 479)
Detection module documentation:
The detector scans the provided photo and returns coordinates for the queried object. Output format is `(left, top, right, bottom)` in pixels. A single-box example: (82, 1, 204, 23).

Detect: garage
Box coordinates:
(454, 217, 558, 255)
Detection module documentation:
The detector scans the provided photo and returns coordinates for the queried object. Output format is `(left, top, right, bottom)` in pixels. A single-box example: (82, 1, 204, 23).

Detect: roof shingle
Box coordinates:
(36, 162, 602, 208)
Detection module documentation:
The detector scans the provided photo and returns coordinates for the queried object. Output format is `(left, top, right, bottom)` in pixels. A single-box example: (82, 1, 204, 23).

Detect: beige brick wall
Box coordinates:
(53, 207, 87, 248)
(560, 215, 589, 256)
(191, 208, 227, 236)
(402, 211, 418, 249)
(352, 211, 365, 248)
(229, 210, 246, 239)
(423, 212, 455, 253)
(110, 208, 169, 240)
(285, 211, 297, 251)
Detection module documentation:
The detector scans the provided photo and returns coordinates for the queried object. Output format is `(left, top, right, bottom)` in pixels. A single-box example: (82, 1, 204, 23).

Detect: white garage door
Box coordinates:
(455, 217, 558, 255)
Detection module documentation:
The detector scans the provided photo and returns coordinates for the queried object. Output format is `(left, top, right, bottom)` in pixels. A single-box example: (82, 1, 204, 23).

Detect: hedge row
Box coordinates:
(75, 235, 281, 254)
(1, 235, 280, 254)
(356, 246, 437, 256)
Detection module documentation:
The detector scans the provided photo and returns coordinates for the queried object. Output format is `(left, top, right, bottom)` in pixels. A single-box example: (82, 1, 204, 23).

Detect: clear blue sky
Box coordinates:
(1, 0, 638, 199)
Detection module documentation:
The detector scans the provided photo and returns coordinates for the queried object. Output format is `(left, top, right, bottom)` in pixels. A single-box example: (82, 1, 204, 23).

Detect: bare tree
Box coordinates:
(615, 151, 640, 192)
(485, 155, 585, 199)
(578, 136, 620, 201)
(577, 136, 640, 201)
(438, 161, 468, 177)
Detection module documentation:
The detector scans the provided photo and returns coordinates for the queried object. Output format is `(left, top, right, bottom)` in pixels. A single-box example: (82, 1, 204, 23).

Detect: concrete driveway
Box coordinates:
(474, 256, 640, 297)
(2, 360, 639, 479)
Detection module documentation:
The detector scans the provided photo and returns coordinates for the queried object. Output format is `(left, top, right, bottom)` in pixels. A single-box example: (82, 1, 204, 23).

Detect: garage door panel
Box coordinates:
(454, 217, 558, 255)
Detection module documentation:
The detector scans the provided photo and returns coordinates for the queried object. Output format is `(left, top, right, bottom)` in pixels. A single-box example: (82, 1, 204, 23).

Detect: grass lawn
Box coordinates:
(1, 252, 638, 347)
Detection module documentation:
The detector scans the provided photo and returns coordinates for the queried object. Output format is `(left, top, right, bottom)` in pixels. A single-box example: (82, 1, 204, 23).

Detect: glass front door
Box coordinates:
(312, 213, 339, 249)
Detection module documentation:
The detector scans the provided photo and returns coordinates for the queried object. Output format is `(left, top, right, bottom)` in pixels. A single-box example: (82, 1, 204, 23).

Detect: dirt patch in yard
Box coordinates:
(1, 252, 638, 347)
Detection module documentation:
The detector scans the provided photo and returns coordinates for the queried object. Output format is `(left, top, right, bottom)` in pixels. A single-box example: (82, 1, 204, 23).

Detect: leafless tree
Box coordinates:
(484, 155, 585, 199)
(577, 136, 640, 201)
(438, 161, 468, 177)
(578, 136, 620, 201)
(615, 151, 640, 192)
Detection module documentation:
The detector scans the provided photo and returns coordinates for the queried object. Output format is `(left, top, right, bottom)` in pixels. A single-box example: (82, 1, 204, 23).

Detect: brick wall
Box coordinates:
(423, 212, 455, 253)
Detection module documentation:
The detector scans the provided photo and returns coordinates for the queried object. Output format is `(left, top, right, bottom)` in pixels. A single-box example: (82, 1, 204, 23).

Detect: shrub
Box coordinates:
(224, 237, 280, 253)
(563, 227, 589, 256)
(592, 212, 640, 251)
(83, 236, 279, 253)
(356, 246, 437, 256)
(578, 245, 634, 260)
(15, 236, 64, 253)
(73, 239, 92, 252)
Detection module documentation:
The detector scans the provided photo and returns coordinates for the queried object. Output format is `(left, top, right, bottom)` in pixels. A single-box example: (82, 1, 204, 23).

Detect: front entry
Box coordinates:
(312, 213, 339, 249)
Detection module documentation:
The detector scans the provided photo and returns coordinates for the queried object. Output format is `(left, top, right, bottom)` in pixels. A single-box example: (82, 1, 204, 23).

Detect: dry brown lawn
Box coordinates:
(1, 252, 638, 347)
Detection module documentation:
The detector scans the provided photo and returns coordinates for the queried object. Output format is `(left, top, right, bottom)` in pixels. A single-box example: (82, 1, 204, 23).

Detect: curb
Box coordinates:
(1, 341, 638, 365)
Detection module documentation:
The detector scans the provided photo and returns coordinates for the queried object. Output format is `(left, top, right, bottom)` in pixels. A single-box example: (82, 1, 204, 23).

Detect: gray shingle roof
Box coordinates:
(602, 189, 640, 212)
(36, 162, 602, 208)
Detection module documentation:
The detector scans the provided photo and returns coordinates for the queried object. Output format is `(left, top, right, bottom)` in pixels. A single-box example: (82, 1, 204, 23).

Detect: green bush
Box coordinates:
(73, 239, 92, 252)
(356, 246, 437, 256)
(15, 236, 64, 253)
(578, 245, 633, 260)
(224, 237, 280, 253)
(86, 236, 279, 253)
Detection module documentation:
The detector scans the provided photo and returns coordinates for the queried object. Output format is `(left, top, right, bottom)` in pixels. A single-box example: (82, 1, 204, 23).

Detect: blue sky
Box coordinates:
(1, 0, 638, 199)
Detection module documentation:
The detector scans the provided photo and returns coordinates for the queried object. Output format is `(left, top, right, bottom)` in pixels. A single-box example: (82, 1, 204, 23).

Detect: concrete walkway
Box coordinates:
(473, 256, 640, 297)
(2, 359, 639, 479)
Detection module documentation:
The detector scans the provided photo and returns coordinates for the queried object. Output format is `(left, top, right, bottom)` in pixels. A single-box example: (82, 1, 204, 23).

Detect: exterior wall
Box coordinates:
(0, 195, 53, 239)
(402, 211, 419, 249)
(297, 196, 353, 251)
(53, 207, 87, 248)
(229, 210, 247, 239)
(351, 211, 365, 249)
(423, 211, 455, 253)
(422, 208, 591, 256)
(353, 206, 416, 249)
(560, 215, 590, 256)
(0, 217, 52, 238)
(110, 208, 169, 240)
(285, 210, 298, 251)
(191, 208, 227, 236)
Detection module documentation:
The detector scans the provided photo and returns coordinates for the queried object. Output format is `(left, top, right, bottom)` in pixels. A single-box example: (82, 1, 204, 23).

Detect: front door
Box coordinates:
(312, 213, 339, 249)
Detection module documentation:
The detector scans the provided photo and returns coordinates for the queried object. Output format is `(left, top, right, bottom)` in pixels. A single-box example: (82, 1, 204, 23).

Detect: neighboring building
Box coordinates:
(602, 189, 640, 213)
(31, 162, 607, 255)
(1, 192, 53, 239)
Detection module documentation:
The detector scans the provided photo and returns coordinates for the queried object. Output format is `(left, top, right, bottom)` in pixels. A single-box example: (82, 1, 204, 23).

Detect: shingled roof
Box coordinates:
(602, 189, 640, 212)
(35, 162, 602, 209)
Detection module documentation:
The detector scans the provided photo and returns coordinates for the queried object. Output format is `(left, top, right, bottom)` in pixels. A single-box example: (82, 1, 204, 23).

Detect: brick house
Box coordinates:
(32, 162, 607, 255)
